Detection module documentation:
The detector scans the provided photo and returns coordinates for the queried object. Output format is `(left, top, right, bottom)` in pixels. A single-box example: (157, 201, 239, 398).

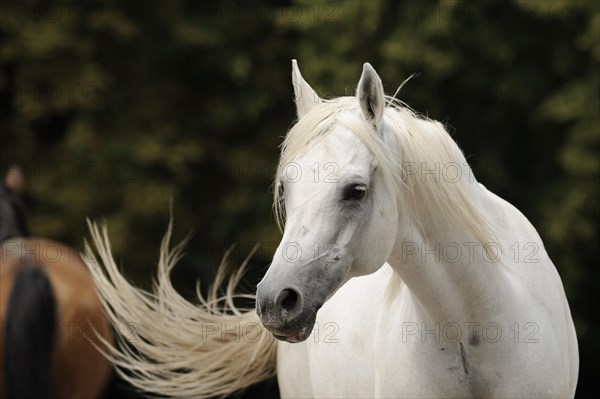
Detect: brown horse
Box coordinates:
(0, 167, 114, 399)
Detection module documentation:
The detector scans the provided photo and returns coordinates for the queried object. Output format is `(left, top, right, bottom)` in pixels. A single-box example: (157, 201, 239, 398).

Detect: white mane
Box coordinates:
(274, 96, 496, 247)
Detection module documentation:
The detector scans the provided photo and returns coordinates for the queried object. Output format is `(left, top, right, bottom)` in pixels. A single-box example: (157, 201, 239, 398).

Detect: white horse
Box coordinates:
(84, 61, 578, 398)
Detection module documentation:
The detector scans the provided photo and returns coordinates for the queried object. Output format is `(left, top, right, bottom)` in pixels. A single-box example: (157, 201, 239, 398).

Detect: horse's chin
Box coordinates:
(273, 335, 299, 343)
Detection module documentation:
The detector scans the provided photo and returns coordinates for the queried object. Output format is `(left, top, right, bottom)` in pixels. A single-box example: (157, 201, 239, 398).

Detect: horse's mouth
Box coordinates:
(263, 314, 317, 343)
(271, 325, 312, 343)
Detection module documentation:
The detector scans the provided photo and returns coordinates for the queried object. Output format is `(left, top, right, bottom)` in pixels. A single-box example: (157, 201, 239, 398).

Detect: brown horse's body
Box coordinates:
(1, 237, 114, 399)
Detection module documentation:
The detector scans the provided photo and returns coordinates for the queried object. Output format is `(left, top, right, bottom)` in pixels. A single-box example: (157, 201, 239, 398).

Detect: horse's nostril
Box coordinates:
(275, 287, 303, 319)
(279, 289, 298, 311)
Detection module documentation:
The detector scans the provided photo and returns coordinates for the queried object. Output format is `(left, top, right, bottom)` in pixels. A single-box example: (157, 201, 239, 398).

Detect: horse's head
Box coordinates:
(256, 61, 400, 342)
(1, 166, 30, 242)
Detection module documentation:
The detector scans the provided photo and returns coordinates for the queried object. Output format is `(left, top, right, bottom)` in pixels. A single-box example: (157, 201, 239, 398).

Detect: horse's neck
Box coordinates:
(386, 137, 506, 324)
(387, 221, 494, 325)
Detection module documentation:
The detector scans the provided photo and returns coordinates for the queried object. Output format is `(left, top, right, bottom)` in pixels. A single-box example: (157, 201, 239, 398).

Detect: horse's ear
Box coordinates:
(4, 165, 24, 193)
(292, 59, 321, 118)
(357, 63, 385, 128)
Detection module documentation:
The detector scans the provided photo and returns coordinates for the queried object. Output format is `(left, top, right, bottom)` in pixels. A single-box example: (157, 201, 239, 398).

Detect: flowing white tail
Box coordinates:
(83, 220, 277, 398)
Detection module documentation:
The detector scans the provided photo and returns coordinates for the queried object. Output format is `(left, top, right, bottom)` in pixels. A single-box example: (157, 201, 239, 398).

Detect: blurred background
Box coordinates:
(1, 0, 598, 397)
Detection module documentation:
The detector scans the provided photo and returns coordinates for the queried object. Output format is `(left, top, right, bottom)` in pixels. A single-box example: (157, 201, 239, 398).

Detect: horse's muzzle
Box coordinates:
(256, 283, 318, 343)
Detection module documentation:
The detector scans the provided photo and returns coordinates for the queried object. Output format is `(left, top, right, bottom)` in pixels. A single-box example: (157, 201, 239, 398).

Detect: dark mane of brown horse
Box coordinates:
(0, 173, 114, 399)
(0, 184, 30, 241)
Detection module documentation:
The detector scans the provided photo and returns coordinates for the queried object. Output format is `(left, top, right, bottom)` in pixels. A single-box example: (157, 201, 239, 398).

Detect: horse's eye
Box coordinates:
(278, 183, 284, 197)
(343, 185, 367, 201)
